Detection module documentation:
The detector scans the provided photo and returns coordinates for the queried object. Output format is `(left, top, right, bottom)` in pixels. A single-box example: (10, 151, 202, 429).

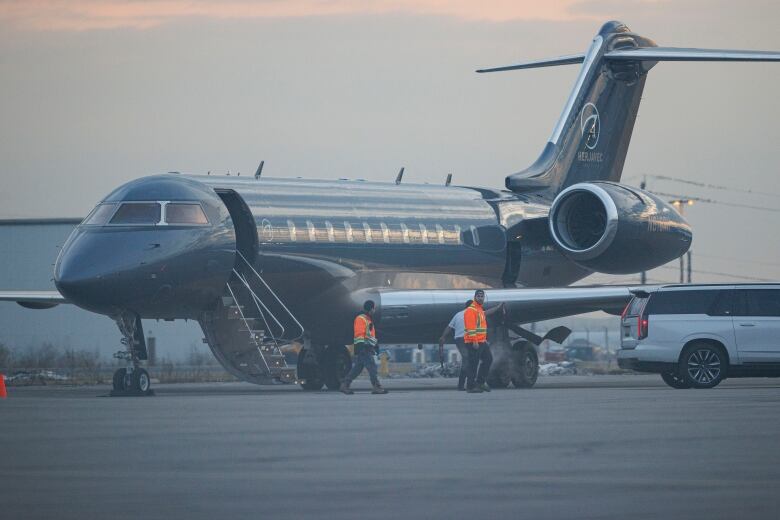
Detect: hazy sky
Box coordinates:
(1, 0, 779, 284)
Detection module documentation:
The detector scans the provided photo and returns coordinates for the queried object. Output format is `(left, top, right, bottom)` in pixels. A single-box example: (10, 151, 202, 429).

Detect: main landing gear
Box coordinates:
(110, 312, 154, 397)
(296, 343, 352, 391)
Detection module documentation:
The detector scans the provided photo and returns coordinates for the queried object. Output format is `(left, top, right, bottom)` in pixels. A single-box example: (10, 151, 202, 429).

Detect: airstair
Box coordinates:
(199, 251, 304, 384)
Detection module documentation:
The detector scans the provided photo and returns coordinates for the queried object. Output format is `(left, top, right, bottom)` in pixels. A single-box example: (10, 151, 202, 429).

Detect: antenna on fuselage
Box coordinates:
(445, 173, 452, 186)
(395, 167, 404, 185)
(255, 161, 265, 179)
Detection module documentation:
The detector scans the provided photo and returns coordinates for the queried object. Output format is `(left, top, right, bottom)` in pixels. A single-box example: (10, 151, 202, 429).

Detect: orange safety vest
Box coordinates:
(353, 313, 378, 347)
(463, 302, 487, 344)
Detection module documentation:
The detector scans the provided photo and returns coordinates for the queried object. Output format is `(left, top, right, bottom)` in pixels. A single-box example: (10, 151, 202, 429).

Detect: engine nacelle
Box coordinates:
(548, 182, 692, 274)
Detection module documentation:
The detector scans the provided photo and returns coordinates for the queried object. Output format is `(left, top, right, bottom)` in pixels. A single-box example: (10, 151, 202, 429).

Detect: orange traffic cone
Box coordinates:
(0, 373, 7, 398)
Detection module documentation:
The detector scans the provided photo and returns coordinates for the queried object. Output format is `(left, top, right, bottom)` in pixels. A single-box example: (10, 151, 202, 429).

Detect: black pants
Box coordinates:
(455, 339, 468, 389)
(466, 342, 492, 389)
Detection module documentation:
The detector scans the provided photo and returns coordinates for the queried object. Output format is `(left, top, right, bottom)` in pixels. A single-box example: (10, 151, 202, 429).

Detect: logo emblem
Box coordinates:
(580, 102, 600, 150)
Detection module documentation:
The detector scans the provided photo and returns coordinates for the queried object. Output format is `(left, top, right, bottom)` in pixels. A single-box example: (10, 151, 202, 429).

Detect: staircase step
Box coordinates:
(276, 367, 297, 383)
(263, 354, 287, 369)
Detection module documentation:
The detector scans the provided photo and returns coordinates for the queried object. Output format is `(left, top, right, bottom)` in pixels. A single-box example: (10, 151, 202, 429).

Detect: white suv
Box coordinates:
(618, 284, 780, 388)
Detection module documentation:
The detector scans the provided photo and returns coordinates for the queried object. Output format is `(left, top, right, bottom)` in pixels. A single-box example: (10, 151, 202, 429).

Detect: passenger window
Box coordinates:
(400, 223, 410, 244)
(735, 289, 780, 317)
(306, 220, 316, 242)
(344, 222, 354, 243)
(419, 224, 429, 244)
(325, 221, 335, 242)
(165, 203, 208, 225)
(708, 290, 734, 316)
(83, 203, 117, 225)
(645, 290, 720, 315)
(435, 224, 445, 244)
(110, 203, 161, 225)
(363, 222, 373, 243)
(287, 220, 297, 241)
(470, 225, 480, 246)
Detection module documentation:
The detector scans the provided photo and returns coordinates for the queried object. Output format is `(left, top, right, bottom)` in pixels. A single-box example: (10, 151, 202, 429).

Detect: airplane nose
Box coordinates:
(55, 231, 116, 314)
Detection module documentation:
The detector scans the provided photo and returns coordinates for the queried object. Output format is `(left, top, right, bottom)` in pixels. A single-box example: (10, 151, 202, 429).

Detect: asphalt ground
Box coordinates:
(2, 375, 780, 520)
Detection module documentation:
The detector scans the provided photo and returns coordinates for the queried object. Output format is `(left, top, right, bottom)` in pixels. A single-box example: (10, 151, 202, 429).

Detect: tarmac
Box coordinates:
(2, 375, 780, 519)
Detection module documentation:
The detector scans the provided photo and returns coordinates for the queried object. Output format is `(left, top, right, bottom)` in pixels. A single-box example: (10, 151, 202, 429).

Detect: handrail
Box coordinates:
(233, 269, 286, 338)
(224, 280, 271, 373)
(235, 251, 305, 340)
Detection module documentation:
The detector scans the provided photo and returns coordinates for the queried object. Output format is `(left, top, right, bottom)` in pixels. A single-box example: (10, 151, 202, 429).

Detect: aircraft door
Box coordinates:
(215, 189, 258, 267)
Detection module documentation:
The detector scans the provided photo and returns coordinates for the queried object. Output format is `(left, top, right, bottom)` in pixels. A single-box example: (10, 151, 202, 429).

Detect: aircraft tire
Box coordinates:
(297, 348, 324, 391)
(487, 358, 511, 389)
(322, 345, 352, 391)
(131, 368, 151, 394)
(112, 368, 127, 391)
(511, 343, 539, 389)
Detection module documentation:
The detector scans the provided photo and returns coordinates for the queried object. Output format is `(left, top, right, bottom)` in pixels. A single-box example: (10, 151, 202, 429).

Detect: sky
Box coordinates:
(1, 0, 779, 285)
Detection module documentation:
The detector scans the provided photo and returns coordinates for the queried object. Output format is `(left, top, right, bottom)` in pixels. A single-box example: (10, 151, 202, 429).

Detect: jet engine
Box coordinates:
(548, 182, 692, 274)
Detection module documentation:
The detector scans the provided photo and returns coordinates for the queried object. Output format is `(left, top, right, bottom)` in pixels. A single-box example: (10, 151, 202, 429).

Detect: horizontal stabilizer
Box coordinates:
(476, 53, 585, 73)
(604, 47, 780, 62)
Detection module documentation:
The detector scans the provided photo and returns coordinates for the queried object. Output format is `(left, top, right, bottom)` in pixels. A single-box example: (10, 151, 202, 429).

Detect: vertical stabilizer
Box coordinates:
(478, 21, 780, 197)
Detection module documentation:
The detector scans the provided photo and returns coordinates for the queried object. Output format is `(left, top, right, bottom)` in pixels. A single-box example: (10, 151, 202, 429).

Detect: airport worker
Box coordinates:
(340, 300, 388, 395)
(439, 300, 473, 391)
(463, 290, 504, 393)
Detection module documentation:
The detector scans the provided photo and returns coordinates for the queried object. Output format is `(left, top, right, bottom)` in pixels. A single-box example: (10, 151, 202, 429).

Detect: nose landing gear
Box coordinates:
(110, 312, 154, 396)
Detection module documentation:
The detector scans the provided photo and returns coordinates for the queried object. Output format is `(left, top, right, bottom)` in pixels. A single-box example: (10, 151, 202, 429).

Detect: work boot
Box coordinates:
(480, 383, 492, 392)
(371, 383, 388, 394)
(340, 381, 354, 395)
(466, 386, 483, 393)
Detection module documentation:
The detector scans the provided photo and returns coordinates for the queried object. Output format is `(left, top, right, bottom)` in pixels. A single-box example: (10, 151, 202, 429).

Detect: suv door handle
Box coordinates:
(739, 323, 756, 327)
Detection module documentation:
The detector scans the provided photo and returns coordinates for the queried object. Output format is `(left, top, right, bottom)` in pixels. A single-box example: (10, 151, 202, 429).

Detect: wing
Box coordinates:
(0, 290, 69, 309)
(362, 286, 639, 344)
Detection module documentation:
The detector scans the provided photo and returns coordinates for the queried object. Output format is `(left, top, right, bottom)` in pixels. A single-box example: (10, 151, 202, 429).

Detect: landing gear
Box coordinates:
(510, 341, 539, 389)
(297, 347, 324, 391)
(110, 312, 154, 396)
(487, 358, 512, 389)
(322, 345, 352, 391)
(296, 345, 352, 391)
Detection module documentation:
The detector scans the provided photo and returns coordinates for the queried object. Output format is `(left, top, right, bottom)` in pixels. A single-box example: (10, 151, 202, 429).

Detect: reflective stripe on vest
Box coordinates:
(354, 314, 377, 346)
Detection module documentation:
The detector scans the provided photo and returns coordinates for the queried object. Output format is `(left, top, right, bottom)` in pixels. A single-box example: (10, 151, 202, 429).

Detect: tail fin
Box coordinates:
(478, 21, 780, 197)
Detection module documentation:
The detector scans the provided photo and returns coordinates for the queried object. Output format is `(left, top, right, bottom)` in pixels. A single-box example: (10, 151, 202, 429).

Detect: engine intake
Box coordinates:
(549, 182, 692, 274)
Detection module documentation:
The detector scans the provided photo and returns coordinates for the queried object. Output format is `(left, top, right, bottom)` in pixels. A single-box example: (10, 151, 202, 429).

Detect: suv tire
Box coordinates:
(679, 343, 727, 389)
(661, 371, 691, 389)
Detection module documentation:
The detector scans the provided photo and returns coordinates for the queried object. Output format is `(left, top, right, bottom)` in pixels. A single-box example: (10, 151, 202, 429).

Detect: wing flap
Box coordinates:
(365, 286, 639, 344)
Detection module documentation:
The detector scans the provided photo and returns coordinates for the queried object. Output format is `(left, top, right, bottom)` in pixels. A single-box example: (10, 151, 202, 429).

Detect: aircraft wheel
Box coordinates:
(297, 348, 324, 391)
(511, 343, 539, 389)
(112, 368, 127, 391)
(487, 359, 511, 389)
(131, 368, 151, 394)
(322, 345, 352, 391)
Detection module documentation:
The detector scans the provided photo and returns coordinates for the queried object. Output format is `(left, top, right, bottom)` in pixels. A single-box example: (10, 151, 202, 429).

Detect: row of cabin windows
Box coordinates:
(262, 219, 481, 246)
(83, 202, 209, 226)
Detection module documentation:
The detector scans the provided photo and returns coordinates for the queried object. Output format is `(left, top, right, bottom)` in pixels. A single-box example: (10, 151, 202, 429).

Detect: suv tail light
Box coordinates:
(637, 299, 649, 339)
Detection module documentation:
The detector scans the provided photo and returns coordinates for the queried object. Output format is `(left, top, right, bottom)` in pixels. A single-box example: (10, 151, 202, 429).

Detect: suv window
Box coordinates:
(645, 289, 720, 315)
(625, 296, 647, 317)
(734, 289, 780, 317)
(708, 290, 735, 316)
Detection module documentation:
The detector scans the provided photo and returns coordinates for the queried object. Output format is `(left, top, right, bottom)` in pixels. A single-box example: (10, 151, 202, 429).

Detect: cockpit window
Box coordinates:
(165, 203, 208, 225)
(83, 203, 118, 225)
(109, 202, 162, 225)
